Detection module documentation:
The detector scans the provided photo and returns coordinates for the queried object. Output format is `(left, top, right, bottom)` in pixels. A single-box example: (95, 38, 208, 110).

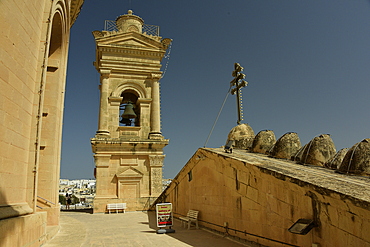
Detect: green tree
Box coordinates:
(59, 194, 66, 205)
(71, 194, 79, 205)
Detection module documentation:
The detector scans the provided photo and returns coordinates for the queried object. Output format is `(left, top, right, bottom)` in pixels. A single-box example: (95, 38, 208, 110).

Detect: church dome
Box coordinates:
(226, 124, 255, 149)
(270, 132, 301, 160)
(296, 134, 336, 166)
(251, 130, 276, 154)
(116, 10, 144, 33)
(337, 138, 370, 175)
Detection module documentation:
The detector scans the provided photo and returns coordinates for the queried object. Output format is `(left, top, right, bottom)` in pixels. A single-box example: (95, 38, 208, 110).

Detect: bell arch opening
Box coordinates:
(119, 90, 140, 126)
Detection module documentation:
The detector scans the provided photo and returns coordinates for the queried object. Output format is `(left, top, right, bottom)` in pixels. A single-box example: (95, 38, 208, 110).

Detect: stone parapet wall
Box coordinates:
(0, 212, 47, 247)
(159, 148, 370, 247)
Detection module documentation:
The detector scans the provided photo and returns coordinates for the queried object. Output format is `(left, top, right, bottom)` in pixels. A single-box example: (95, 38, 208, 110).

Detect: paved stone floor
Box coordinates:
(42, 210, 255, 247)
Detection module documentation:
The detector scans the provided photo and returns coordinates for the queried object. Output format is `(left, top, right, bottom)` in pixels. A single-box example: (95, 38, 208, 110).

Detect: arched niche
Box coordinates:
(112, 82, 147, 99)
(113, 82, 147, 127)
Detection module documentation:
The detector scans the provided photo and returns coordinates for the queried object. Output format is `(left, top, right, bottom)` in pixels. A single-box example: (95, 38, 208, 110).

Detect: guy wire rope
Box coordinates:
(204, 86, 232, 147)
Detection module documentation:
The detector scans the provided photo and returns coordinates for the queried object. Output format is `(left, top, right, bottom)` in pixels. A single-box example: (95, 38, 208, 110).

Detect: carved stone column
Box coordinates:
(149, 155, 165, 196)
(96, 70, 111, 136)
(149, 73, 162, 139)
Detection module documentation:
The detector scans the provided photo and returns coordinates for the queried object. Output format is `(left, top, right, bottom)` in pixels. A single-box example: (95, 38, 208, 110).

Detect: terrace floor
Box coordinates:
(43, 210, 258, 247)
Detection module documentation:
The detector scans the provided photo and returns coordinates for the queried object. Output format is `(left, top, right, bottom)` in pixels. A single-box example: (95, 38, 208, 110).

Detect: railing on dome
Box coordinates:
(104, 20, 160, 36)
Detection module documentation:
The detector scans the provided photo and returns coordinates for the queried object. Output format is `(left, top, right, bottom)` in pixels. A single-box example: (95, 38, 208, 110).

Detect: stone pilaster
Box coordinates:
(93, 154, 111, 198)
(149, 155, 165, 196)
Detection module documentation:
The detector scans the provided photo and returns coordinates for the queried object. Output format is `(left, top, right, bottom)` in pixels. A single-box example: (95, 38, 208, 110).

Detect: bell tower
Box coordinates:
(91, 10, 171, 212)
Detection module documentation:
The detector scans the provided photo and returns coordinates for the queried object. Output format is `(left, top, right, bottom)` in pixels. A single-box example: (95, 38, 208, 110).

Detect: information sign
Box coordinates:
(156, 203, 173, 228)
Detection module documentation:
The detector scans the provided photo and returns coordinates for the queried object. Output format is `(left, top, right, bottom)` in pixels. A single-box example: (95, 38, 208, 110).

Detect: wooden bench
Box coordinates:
(107, 203, 126, 214)
(179, 210, 199, 229)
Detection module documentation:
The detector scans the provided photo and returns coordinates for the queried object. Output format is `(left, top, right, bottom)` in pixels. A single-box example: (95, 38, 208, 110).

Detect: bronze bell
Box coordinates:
(121, 101, 137, 119)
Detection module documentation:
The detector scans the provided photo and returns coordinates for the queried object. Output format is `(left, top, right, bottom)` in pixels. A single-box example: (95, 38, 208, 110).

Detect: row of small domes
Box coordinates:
(227, 124, 370, 176)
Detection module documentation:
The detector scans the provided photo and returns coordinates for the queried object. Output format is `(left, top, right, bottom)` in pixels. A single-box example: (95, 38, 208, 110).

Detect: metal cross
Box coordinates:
(230, 63, 248, 125)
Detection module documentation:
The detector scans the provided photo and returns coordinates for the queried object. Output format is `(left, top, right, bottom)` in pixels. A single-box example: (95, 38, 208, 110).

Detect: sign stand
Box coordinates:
(156, 203, 175, 234)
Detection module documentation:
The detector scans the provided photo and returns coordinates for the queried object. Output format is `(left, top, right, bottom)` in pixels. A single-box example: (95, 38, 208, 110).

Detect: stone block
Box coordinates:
(240, 170, 250, 184)
(246, 186, 259, 202)
(276, 199, 293, 219)
(347, 234, 367, 247)
(326, 205, 339, 227)
(338, 209, 362, 237)
(0, 211, 47, 247)
(242, 197, 260, 211)
(361, 218, 370, 242)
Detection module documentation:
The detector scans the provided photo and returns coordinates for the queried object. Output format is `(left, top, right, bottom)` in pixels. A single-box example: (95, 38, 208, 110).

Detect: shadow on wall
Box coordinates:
(0, 189, 17, 246)
(146, 209, 249, 247)
(60, 208, 93, 214)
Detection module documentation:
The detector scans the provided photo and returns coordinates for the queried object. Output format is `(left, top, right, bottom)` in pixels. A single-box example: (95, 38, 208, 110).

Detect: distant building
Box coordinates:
(59, 179, 96, 208)
(91, 10, 172, 213)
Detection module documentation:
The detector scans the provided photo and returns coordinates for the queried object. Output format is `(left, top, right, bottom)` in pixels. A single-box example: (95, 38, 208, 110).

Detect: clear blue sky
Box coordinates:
(61, 0, 370, 179)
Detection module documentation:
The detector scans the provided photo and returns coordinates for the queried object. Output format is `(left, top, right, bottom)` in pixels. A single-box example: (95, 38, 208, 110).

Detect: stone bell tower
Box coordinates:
(91, 10, 171, 213)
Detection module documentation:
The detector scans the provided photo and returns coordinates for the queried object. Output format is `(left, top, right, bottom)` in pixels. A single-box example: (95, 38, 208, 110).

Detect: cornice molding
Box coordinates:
(70, 0, 84, 27)
(99, 45, 165, 58)
(94, 31, 162, 46)
(150, 73, 162, 80)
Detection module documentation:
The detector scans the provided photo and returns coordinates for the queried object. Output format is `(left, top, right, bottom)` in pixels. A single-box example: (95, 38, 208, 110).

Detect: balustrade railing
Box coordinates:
(104, 20, 160, 36)
(37, 195, 56, 207)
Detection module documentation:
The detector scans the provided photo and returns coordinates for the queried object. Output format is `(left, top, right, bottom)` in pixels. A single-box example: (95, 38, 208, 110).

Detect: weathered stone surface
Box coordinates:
(270, 132, 301, 159)
(324, 148, 348, 170)
(337, 139, 370, 175)
(293, 143, 307, 162)
(251, 130, 276, 154)
(296, 134, 336, 166)
(226, 124, 255, 149)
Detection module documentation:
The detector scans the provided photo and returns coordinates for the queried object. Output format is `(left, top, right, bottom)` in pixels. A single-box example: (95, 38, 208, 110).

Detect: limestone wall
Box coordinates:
(159, 148, 370, 247)
(0, 212, 47, 247)
(0, 0, 83, 245)
(0, 0, 47, 209)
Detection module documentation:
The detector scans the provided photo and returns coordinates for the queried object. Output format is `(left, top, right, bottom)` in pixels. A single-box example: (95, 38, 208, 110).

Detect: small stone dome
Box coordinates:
(270, 132, 301, 160)
(226, 124, 255, 149)
(337, 138, 370, 175)
(324, 148, 348, 170)
(296, 134, 336, 166)
(116, 10, 144, 33)
(251, 130, 276, 154)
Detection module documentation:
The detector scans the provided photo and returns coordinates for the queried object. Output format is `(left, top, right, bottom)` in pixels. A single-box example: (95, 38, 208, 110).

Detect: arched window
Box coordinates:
(119, 91, 140, 126)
